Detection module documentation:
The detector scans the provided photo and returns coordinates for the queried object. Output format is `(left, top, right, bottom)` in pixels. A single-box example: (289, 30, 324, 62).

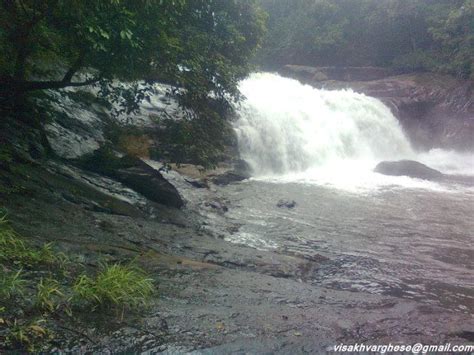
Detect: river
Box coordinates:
(219, 73, 474, 315)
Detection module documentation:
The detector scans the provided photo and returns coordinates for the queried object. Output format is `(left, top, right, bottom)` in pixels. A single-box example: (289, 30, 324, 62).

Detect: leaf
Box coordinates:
(120, 30, 133, 40)
(99, 29, 110, 39)
(29, 325, 47, 335)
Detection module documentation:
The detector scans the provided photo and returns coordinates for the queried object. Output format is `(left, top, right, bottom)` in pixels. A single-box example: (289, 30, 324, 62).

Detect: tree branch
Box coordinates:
(24, 77, 101, 91)
(1, 76, 101, 93)
(62, 52, 86, 83)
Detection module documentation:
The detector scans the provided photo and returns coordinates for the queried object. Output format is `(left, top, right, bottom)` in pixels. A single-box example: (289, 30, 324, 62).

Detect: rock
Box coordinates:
(46, 122, 103, 159)
(277, 199, 296, 208)
(374, 160, 444, 180)
(211, 171, 249, 186)
(113, 156, 184, 208)
(280, 65, 396, 82)
(233, 159, 252, 176)
(76, 149, 184, 208)
(204, 200, 229, 212)
(184, 178, 209, 189)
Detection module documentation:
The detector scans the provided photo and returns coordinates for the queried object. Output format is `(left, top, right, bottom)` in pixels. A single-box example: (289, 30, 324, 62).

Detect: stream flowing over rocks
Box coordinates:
(3, 71, 473, 353)
(280, 65, 474, 151)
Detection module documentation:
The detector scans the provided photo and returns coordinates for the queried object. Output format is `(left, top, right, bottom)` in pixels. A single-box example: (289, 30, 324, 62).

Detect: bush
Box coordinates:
(35, 278, 65, 312)
(0, 268, 26, 299)
(392, 50, 438, 73)
(0, 212, 155, 351)
(73, 263, 154, 310)
(5, 318, 51, 352)
(0, 215, 66, 268)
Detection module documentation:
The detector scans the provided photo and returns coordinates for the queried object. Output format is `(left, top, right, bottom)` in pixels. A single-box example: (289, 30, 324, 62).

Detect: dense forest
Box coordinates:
(256, 0, 473, 79)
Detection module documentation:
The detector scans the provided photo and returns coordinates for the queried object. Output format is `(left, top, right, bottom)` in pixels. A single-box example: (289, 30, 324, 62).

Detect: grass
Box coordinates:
(73, 263, 154, 310)
(0, 212, 156, 351)
(0, 214, 68, 269)
(35, 277, 65, 312)
(5, 318, 51, 352)
(0, 268, 27, 299)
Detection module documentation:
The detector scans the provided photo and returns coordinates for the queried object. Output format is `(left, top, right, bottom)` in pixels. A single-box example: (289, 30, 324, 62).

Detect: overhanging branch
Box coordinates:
(25, 77, 101, 90)
(0, 76, 101, 93)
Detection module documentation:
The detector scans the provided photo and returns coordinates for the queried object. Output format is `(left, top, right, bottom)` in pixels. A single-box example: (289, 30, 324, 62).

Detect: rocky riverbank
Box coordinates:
(279, 65, 474, 151)
(2, 155, 473, 353)
(1, 75, 473, 353)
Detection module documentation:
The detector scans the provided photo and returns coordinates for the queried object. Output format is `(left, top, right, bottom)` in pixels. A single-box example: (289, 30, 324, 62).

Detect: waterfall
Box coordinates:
(234, 73, 413, 177)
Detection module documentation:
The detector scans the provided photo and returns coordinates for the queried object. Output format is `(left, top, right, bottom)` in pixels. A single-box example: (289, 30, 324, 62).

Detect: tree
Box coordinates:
(0, 0, 265, 109)
(428, 0, 474, 78)
(256, 0, 472, 78)
(0, 0, 265, 167)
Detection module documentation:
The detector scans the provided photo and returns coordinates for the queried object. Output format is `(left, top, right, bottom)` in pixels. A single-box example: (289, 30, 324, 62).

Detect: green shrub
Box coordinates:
(73, 263, 154, 310)
(5, 318, 51, 352)
(392, 50, 438, 73)
(0, 146, 14, 169)
(35, 277, 65, 312)
(0, 214, 67, 268)
(0, 268, 27, 299)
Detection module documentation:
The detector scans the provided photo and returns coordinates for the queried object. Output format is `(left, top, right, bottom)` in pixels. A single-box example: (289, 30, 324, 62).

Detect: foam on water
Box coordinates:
(234, 73, 473, 192)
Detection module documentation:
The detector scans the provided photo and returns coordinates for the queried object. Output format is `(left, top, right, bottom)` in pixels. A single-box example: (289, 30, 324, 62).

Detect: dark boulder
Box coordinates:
(277, 199, 297, 208)
(114, 156, 184, 208)
(78, 149, 184, 208)
(204, 200, 229, 213)
(211, 171, 249, 186)
(185, 178, 209, 189)
(374, 160, 443, 181)
(210, 159, 252, 186)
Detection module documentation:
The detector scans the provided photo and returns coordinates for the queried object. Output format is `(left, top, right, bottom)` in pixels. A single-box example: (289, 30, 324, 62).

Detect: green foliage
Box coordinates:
(73, 263, 154, 310)
(0, 146, 14, 168)
(0, 212, 156, 351)
(392, 50, 439, 72)
(5, 318, 51, 352)
(257, 0, 473, 79)
(0, 269, 27, 299)
(0, 214, 68, 268)
(35, 277, 65, 312)
(0, 1, 265, 167)
(428, 0, 474, 79)
(0, 0, 265, 109)
(155, 104, 236, 168)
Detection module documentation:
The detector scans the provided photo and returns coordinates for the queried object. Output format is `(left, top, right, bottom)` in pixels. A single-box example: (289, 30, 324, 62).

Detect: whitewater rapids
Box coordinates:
(234, 73, 473, 192)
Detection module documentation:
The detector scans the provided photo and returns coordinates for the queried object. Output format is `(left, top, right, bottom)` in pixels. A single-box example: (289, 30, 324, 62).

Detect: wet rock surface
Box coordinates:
(374, 160, 444, 180)
(113, 156, 184, 208)
(210, 170, 250, 186)
(2, 159, 473, 353)
(277, 199, 297, 208)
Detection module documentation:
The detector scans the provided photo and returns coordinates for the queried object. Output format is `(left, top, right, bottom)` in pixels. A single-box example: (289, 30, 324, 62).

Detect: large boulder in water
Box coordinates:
(374, 160, 443, 180)
(277, 199, 297, 208)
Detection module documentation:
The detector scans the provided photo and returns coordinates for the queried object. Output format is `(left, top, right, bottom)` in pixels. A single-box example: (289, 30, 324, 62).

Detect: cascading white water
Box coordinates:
(234, 73, 413, 177)
(233, 73, 474, 192)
